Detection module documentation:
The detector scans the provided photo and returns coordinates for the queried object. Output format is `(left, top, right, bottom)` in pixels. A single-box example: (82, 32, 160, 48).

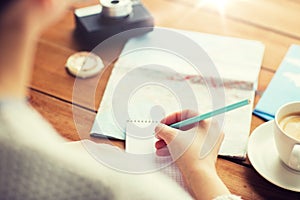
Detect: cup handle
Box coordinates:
(288, 144, 300, 170)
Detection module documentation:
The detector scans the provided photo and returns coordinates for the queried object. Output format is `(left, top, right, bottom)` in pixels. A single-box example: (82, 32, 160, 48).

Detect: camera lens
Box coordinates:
(100, 0, 132, 18)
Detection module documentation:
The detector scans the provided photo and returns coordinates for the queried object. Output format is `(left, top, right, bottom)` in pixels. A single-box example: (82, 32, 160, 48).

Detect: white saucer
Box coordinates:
(248, 120, 300, 192)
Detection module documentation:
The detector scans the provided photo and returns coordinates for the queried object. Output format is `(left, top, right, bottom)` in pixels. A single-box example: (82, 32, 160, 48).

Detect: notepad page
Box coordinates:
(125, 121, 186, 189)
(125, 121, 158, 154)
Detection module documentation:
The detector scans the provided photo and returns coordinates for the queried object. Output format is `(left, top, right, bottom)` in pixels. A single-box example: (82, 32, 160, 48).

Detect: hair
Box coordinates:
(0, 1, 14, 13)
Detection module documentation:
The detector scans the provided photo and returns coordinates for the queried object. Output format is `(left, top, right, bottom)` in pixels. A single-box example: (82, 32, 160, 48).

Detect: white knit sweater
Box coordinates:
(0, 100, 241, 200)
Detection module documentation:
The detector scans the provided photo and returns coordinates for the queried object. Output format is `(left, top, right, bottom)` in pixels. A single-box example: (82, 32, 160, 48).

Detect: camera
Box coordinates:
(74, 0, 154, 50)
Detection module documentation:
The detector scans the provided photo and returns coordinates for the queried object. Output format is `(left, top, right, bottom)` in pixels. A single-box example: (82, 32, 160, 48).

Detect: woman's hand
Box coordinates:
(155, 110, 230, 199)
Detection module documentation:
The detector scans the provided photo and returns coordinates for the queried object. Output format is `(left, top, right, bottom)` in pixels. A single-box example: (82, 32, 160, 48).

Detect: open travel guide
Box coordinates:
(91, 29, 265, 160)
(254, 44, 300, 121)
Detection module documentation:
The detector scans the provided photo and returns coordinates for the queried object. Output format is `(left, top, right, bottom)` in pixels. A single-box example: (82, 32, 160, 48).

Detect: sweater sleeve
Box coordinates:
(214, 194, 242, 200)
(0, 100, 193, 200)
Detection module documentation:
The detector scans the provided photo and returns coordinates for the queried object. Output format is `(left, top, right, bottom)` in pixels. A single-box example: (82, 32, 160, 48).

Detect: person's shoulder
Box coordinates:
(0, 99, 65, 143)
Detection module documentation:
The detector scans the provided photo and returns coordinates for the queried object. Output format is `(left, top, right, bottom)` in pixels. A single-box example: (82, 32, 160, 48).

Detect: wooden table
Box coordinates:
(30, 0, 300, 199)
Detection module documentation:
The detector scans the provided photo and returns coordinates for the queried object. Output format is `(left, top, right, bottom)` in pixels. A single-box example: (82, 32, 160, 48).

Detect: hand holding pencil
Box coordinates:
(154, 110, 230, 199)
(154, 99, 249, 199)
(155, 99, 250, 157)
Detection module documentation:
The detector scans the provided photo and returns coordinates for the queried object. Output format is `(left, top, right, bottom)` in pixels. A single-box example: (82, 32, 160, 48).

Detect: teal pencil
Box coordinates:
(170, 99, 251, 129)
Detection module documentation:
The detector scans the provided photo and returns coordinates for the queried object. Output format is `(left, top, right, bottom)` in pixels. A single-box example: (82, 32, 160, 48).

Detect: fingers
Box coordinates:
(161, 110, 199, 125)
(155, 123, 178, 144)
(155, 129, 172, 157)
(156, 146, 170, 156)
(155, 139, 167, 149)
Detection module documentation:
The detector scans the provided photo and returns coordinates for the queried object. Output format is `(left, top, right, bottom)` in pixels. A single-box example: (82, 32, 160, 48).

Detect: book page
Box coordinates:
(254, 44, 300, 120)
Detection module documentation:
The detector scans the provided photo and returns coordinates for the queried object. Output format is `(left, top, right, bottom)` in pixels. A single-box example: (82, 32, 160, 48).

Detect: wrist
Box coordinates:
(181, 164, 231, 199)
(177, 157, 217, 177)
(179, 162, 217, 188)
(183, 163, 217, 179)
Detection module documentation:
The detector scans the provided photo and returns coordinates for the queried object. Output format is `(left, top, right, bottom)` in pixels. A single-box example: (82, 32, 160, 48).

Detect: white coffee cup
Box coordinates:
(274, 102, 300, 171)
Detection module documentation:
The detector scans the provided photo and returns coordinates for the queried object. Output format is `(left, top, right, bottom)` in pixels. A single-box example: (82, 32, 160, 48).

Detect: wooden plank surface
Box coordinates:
(174, 0, 300, 38)
(217, 159, 300, 200)
(31, 39, 274, 130)
(29, 0, 300, 199)
(29, 89, 124, 148)
(144, 0, 300, 71)
(28, 89, 300, 200)
(39, 0, 300, 72)
(31, 40, 114, 111)
(33, 0, 300, 116)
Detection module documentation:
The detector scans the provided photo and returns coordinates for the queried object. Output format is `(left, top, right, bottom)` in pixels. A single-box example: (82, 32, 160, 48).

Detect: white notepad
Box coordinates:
(125, 120, 186, 188)
(125, 120, 158, 154)
(91, 28, 265, 159)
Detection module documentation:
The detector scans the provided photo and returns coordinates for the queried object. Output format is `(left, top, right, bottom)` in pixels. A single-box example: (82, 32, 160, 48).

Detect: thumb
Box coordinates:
(155, 123, 179, 144)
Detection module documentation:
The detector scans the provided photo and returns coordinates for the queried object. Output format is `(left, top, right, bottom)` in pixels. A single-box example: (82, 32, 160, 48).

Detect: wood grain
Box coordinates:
(29, 89, 124, 148)
(28, 89, 299, 200)
(31, 40, 115, 111)
(31, 39, 276, 123)
(145, 0, 300, 72)
(29, 0, 300, 198)
(171, 0, 300, 38)
(39, 0, 300, 72)
(217, 159, 300, 200)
